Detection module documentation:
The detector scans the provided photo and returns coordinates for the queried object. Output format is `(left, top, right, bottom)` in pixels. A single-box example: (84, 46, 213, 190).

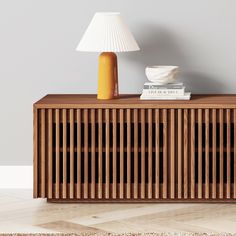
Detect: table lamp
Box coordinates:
(76, 12, 140, 100)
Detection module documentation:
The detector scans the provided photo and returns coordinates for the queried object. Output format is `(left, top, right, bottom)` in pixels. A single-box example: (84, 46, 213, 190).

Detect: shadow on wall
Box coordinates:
(121, 23, 225, 93)
(181, 72, 225, 94)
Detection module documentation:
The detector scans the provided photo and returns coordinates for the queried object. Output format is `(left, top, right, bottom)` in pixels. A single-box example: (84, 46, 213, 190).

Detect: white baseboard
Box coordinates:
(0, 166, 33, 189)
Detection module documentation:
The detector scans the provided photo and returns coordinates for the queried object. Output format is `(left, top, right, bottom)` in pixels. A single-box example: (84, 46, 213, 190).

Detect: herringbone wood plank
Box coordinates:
(0, 190, 236, 234)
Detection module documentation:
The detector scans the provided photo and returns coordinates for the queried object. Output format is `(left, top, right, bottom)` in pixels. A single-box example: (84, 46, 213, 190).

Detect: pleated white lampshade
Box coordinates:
(76, 12, 140, 52)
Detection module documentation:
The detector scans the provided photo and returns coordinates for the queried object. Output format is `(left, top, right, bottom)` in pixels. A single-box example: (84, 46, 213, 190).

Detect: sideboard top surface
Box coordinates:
(34, 94, 236, 109)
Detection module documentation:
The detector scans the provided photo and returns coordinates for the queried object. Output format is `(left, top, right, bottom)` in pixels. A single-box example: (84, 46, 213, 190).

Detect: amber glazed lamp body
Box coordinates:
(98, 52, 118, 100)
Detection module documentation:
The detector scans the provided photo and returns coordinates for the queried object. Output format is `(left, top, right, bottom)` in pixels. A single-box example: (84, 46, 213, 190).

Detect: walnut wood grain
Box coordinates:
(226, 109, 231, 198)
(76, 109, 81, 199)
(33, 107, 38, 198)
(155, 109, 160, 199)
(205, 109, 210, 199)
(234, 109, 236, 199)
(105, 109, 110, 199)
(177, 109, 182, 199)
(212, 109, 217, 199)
(219, 109, 224, 199)
(163, 109, 168, 199)
(98, 109, 103, 199)
(40, 109, 46, 198)
(134, 109, 138, 199)
(55, 109, 60, 199)
(35, 94, 236, 109)
(148, 109, 153, 199)
(62, 109, 67, 199)
(91, 109, 96, 199)
(198, 109, 202, 199)
(112, 109, 117, 199)
(183, 109, 188, 199)
(34, 94, 236, 202)
(127, 109, 131, 199)
(191, 109, 195, 199)
(120, 109, 124, 199)
(48, 109, 53, 199)
(83, 109, 88, 199)
(170, 109, 175, 199)
(141, 109, 145, 199)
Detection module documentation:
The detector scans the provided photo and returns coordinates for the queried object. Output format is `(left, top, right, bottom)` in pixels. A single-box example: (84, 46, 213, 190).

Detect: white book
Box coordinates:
(142, 87, 185, 96)
(140, 92, 191, 100)
(144, 82, 184, 89)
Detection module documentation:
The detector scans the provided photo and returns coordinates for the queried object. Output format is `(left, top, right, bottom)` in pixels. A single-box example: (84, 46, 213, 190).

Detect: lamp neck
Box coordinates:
(100, 52, 117, 58)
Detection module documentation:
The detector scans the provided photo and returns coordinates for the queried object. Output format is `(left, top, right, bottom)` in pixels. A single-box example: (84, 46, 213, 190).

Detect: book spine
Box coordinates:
(140, 96, 190, 100)
(143, 85, 185, 89)
(142, 88, 185, 96)
(144, 83, 183, 88)
(140, 95, 191, 100)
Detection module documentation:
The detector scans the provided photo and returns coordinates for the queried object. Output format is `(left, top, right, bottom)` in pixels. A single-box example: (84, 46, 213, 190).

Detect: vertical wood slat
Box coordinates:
(163, 109, 168, 199)
(219, 109, 224, 199)
(48, 109, 53, 199)
(105, 109, 110, 199)
(77, 109, 81, 199)
(134, 109, 138, 199)
(62, 109, 67, 199)
(112, 109, 117, 199)
(177, 109, 182, 199)
(70, 109, 74, 199)
(120, 109, 124, 199)
(55, 109, 60, 199)
(170, 109, 175, 199)
(190, 109, 195, 199)
(155, 109, 160, 199)
(198, 109, 202, 199)
(205, 109, 210, 199)
(184, 109, 188, 199)
(212, 109, 217, 199)
(141, 109, 145, 199)
(127, 109, 131, 199)
(40, 109, 46, 198)
(33, 107, 38, 198)
(234, 109, 236, 199)
(91, 109, 96, 199)
(226, 109, 231, 198)
(98, 109, 103, 199)
(148, 109, 153, 199)
(84, 109, 89, 199)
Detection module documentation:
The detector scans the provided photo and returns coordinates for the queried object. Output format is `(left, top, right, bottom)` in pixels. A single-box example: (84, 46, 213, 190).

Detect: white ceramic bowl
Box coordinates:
(145, 66, 179, 84)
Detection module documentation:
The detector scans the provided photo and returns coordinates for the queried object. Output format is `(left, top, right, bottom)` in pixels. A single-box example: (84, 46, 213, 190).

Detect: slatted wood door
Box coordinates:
(34, 105, 236, 202)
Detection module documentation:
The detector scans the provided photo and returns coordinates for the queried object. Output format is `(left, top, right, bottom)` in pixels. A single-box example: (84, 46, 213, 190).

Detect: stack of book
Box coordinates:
(140, 82, 191, 100)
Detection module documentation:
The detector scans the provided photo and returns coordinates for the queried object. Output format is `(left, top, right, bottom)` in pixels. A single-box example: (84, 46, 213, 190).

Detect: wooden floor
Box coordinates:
(0, 190, 236, 234)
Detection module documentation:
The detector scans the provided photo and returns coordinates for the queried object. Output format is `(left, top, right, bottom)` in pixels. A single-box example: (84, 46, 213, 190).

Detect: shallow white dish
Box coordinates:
(145, 66, 179, 84)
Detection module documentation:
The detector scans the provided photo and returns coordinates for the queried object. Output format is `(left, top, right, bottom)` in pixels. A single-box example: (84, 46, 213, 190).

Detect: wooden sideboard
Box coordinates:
(34, 94, 236, 202)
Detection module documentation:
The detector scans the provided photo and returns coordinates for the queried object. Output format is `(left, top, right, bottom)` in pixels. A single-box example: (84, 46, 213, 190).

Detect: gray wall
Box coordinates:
(0, 0, 236, 165)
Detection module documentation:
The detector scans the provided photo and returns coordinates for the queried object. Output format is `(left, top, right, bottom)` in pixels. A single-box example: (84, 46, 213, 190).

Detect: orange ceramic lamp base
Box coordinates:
(97, 52, 118, 100)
